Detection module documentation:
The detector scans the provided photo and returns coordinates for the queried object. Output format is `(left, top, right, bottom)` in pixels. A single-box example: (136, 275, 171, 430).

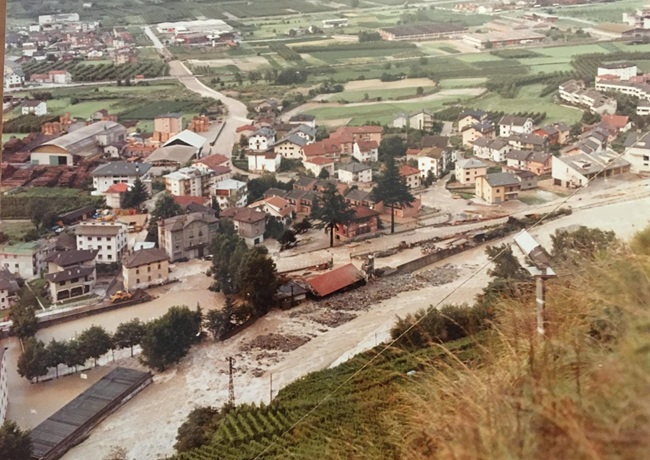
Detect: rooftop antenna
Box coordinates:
(513, 230, 556, 336)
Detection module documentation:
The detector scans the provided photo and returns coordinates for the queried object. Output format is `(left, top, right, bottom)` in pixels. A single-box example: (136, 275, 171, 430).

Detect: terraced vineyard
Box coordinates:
(174, 337, 479, 460)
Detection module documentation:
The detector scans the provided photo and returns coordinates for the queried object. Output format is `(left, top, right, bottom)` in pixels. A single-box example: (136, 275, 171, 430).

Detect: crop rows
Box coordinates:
(269, 44, 302, 62)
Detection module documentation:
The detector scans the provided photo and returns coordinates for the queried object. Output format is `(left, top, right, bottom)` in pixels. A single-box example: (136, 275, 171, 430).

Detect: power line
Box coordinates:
(252, 147, 634, 459)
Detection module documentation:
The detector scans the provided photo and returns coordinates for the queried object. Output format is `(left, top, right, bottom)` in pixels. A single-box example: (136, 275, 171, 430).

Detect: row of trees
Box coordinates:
(17, 304, 206, 381)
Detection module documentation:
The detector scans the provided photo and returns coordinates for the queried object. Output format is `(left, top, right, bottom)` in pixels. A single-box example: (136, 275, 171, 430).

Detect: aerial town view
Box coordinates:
(1, 0, 650, 458)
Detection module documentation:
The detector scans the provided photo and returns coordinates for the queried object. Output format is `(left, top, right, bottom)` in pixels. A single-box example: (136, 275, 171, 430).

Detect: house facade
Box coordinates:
(352, 140, 379, 163)
(158, 212, 219, 262)
(247, 151, 282, 173)
(498, 116, 533, 137)
(164, 167, 214, 197)
(0, 241, 49, 280)
(455, 158, 487, 185)
(21, 100, 47, 116)
(399, 165, 421, 188)
(122, 248, 170, 291)
(475, 172, 521, 204)
(336, 207, 380, 240)
(75, 223, 128, 264)
(45, 249, 98, 302)
(91, 162, 152, 194)
(338, 162, 372, 184)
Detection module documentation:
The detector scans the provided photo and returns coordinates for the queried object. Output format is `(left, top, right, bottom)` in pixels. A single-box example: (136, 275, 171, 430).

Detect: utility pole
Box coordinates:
(514, 231, 556, 337)
(226, 356, 235, 406)
(269, 372, 273, 404)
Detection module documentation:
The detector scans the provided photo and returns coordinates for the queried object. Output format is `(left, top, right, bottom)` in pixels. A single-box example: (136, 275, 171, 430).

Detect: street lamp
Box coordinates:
(513, 231, 556, 336)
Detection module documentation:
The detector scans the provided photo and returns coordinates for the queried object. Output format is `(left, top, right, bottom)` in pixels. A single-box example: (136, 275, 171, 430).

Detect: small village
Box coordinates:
(2, 0, 650, 459)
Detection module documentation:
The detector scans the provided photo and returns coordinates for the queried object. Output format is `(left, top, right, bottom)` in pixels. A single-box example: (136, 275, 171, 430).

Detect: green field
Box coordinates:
(306, 95, 477, 125)
(472, 84, 583, 125)
(325, 85, 438, 103)
(557, 0, 646, 22)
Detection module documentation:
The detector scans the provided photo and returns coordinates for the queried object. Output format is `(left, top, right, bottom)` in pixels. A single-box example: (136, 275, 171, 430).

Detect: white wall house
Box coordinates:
(498, 116, 533, 137)
(352, 140, 379, 163)
(338, 162, 372, 184)
(624, 131, 650, 173)
(91, 162, 152, 194)
(76, 223, 128, 264)
(248, 127, 276, 151)
(0, 241, 49, 280)
(597, 63, 637, 81)
(213, 179, 248, 209)
(248, 151, 282, 173)
(21, 100, 47, 116)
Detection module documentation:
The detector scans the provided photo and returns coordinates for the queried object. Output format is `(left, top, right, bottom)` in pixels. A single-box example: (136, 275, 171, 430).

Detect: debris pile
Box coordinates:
(241, 333, 311, 352)
(310, 311, 357, 328)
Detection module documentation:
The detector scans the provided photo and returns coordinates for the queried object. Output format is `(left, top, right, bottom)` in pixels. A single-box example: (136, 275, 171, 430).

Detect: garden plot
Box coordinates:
(187, 56, 269, 72)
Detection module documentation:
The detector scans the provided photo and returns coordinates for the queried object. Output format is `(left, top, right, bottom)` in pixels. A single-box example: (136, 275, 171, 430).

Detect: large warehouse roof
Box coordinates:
(32, 121, 126, 157)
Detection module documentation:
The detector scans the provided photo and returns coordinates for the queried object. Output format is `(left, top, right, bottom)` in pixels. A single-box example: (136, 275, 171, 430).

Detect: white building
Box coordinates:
(76, 223, 128, 264)
(417, 147, 445, 179)
(0, 241, 49, 280)
(303, 157, 335, 177)
(164, 167, 213, 197)
(552, 151, 631, 188)
(50, 70, 72, 84)
(473, 137, 511, 162)
(624, 131, 650, 173)
(248, 127, 276, 151)
(337, 162, 372, 184)
(273, 133, 310, 159)
(352, 140, 379, 163)
(498, 116, 533, 137)
(597, 62, 638, 81)
(91, 162, 152, 194)
(4, 72, 23, 90)
(21, 100, 47, 116)
(247, 151, 282, 173)
(213, 179, 248, 209)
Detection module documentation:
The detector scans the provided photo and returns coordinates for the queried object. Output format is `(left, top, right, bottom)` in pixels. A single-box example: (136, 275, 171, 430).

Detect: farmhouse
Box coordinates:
(378, 22, 467, 41)
(21, 100, 47, 116)
(463, 29, 545, 49)
(31, 120, 127, 166)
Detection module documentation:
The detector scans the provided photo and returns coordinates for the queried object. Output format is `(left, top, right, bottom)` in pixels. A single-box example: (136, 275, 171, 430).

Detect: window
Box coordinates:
(108, 255, 112, 260)
(148, 276, 151, 282)
(107, 246, 112, 250)
(136, 269, 139, 274)
(136, 278, 140, 284)
(158, 263, 161, 269)
(147, 266, 151, 272)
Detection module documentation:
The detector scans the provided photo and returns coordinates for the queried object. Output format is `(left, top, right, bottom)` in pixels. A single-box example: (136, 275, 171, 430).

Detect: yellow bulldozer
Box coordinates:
(110, 291, 132, 303)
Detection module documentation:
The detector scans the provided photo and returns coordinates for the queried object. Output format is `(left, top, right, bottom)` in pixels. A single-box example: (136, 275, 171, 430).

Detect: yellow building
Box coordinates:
(475, 172, 521, 204)
(122, 248, 170, 291)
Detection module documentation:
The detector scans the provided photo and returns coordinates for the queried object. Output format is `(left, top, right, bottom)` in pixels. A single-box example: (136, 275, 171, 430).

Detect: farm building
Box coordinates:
(378, 22, 467, 41)
(30, 121, 126, 166)
(463, 29, 545, 49)
(29, 367, 152, 460)
(306, 264, 366, 298)
(156, 19, 233, 35)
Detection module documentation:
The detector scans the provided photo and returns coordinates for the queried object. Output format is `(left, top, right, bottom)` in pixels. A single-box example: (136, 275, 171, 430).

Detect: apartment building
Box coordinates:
(122, 248, 170, 291)
(158, 212, 219, 262)
(75, 223, 128, 263)
(164, 167, 213, 197)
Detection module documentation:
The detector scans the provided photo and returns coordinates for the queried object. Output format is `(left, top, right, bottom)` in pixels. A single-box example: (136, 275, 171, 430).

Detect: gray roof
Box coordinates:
(499, 115, 531, 127)
(484, 172, 520, 187)
(161, 212, 218, 232)
(162, 129, 206, 150)
(33, 121, 126, 156)
(289, 124, 317, 138)
(46, 265, 94, 283)
(488, 138, 509, 150)
(529, 151, 551, 163)
(45, 249, 98, 267)
(506, 149, 533, 161)
(289, 114, 315, 122)
(122, 248, 169, 268)
(624, 132, 642, 148)
(91, 161, 151, 177)
(457, 158, 486, 169)
(275, 133, 309, 147)
(76, 224, 123, 237)
(459, 109, 486, 120)
(557, 151, 630, 175)
(29, 368, 151, 460)
(146, 145, 196, 165)
(0, 269, 19, 294)
(338, 162, 371, 173)
(345, 188, 371, 202)
(473, 136, 490, 147)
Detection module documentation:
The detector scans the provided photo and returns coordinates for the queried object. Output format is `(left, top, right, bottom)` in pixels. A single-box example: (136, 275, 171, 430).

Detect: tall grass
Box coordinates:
(382, 234, 650, 460)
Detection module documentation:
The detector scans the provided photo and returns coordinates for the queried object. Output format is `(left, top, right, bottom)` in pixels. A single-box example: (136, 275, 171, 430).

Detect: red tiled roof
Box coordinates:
(236, 124, 255, 133)
(173, 195, 209, 207)
(306, 263, 365, 297)
(212, 165, 231, 176)
(601, 114, 630, 129)
(399, 165, 420, 177)
(352, 206, 380, 220)
(302, 142, 341, 158)
(234, 207, 266, 223)
(195, 153, 229, 170)
(105, 183, 129, 193)
(306, 156, 334, 165)
(406, 148, 421, 156)
(355, 140, 378, 151)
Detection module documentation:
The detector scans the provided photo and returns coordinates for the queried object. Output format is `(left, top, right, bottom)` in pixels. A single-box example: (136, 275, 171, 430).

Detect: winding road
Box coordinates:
(144, 26, 250, 161)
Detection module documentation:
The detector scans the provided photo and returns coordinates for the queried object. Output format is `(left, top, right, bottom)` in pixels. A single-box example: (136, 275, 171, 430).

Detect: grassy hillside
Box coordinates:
(173, 227, 650, 459)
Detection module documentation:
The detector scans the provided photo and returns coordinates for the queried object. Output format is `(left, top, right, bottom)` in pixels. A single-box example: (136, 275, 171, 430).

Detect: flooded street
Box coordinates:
(3, 262, 224, 429)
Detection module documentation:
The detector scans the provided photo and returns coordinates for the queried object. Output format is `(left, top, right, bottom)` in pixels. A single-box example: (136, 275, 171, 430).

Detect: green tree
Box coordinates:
(175, 406, 228, 453)
(0, 421, 32, 460)
(318, 168, 330, 179)
(371, 157, 415, 234)
(378, 136, 406, 161)
(211, 232, 248, 293)
(29, 199, 48, 230)
(310, 183, 355, 247)
(238, 249, 279, 317)
(140, 306, 202, 371)
(78, 325, 113, 366)
(293, 217, 312, 234)
(113, 318, 146, 357)
(17, 337, 49, 382)
(248, 70, 261, 83)
(63, 339, 86, 373)
(551, 226, 618, 264)
(416, 86, 424, 96)
(204, 297, 236, 341)
(46, 339, 68, 378)
(146, 194, 183, 242)
(9, 302, 38, 339)
(120, 178, 149, 210)
(279, 229, 297, 250)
